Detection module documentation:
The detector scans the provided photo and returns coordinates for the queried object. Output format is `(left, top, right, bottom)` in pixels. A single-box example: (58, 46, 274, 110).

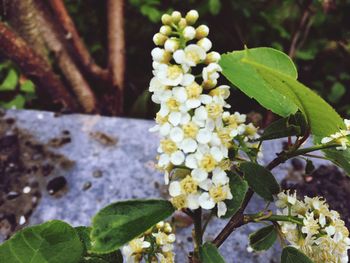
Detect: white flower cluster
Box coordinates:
(276, 191, 350, 263)
(149, 10, 259, 217)
(321, 119, 350, 150)
(122, 221, 176, 263)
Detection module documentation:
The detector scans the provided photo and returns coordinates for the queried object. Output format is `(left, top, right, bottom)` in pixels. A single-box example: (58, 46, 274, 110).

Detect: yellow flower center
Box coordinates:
(171, 194, 187, 209)
(156, 113, 169, 124)
(182, 122, 199, 138)
(217, 128, 232, 147)
(223, 114, 240, 129)
(166, 98, 180, 111)
(160, 139, 177, 154)
(206, 103, 223, 119)
(218, 159, 232, 171)
(209, 185, 228, 203)
(167, 65, 182, 80)
(186, 82, 202, 99)
(200, 154, 217, 172)
(209, 87, 229, 98)
(245, 125, 258, 136)
(186, 50, 201, 63)
(129, 239, 146, 254)
(180, 175, 198, 194)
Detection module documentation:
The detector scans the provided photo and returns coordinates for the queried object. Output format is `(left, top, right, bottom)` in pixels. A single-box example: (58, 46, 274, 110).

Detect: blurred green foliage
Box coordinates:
(0, 60, 36, 109)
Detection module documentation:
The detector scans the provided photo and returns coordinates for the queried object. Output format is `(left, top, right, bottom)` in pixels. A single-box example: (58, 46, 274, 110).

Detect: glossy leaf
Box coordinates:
(75, 227, 122, 263)
(200, 242, 226, 263)
(220, 47, 344, 137)
(240, 162, 280, 201)
(281, 246, 314, 263)
(223, 172, 248, 218)
(0, 220, 83, 263)
(90, 199, 175, 253)
(249, 225, 277, 251)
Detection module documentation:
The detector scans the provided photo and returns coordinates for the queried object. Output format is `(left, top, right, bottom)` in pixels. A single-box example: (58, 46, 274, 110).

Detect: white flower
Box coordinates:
(173, 44, 206, 68)
(198, 192, 215, 209)
(191, 168, 208, 182)
(203, 63, 222, 82)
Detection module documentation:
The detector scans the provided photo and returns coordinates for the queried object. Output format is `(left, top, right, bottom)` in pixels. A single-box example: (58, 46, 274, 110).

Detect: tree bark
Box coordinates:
(0, 22, 78, 111)
(34, 0, 98, 113)
(48, 0, 108, 81)
(107, 0, 125, 115)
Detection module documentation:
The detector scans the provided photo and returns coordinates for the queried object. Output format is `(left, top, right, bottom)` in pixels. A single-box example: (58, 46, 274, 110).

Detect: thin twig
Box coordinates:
(107, 0, 125, 115)
(49, 0, 108, 80)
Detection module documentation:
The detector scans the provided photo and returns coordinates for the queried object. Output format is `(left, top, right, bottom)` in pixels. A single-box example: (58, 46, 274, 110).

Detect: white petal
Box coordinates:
(173, 50, 186, 64)
(173, 87, 187, 103)
(170, 127, 184, 142)
(185, 154, 198, 169)
(197, 129, 212, 144)
(169, 112, 181, 126)
(217, 202, 227, 217)
(212, 168, 229, 185)
(159, 123, 171, 136)
(170, 151, 185, 165)
(180, 113, 191, 124)
(186, 99, 201, 109)
(164, 171, 170, 185)
(199, 94, 212, 104)
(210, 146, 224, 162)
(198, 193, 215, 209)
(194, 106, 208, 120)
(169, 181, 181, 197)
(187, 194, 200, 209)
(181, 74, 195, 86)
(180, 138, 198, 153)
(198, 179, 212, 191)
(158, 154, 170, 167)
(191, 169, 208, 182)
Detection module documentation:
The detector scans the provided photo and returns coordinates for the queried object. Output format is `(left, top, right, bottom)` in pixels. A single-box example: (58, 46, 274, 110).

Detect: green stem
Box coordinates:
(246, 213, 303, 225)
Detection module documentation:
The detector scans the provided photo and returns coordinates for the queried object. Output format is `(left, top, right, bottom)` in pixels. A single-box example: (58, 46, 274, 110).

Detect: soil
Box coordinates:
(0, 110, 74, 240)
(281, 158, 350, 228)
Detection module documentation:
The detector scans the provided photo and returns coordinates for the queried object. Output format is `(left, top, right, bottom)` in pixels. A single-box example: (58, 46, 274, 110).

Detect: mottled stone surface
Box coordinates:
(3, 109, 331, 262)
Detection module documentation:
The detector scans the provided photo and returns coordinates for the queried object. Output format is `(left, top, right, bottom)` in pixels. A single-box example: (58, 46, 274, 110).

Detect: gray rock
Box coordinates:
(3, 109, 331, 262)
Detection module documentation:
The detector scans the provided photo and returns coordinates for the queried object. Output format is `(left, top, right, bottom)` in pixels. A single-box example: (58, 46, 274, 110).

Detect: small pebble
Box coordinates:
(92, 170, 103, 178)
(82, 181, 92, 191)
(23, 186, 31, 194)
(19, 216, 26, 225)
(47, 176, 67, 195)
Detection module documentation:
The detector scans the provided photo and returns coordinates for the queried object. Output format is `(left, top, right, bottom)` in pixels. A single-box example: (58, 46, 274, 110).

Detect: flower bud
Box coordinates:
(156, 221, 165, 229)
(185, 10, 199, 25)
(196, 25, 209, 39)
(178, 18, 187, 29)
(164, 38, 180, 52)
(171, 11, 182, 23)
(160, 25, 172, 36)
(151, 48, 172, 63)
(167, 233, 176, 243)
(205, 51, 221, 64)
(183, 26, 196, 40)
(197, 38, 212, 52)
(161, 14, 172, 25)
(202, 79, 217, 89)
(153, 33, 168, 46)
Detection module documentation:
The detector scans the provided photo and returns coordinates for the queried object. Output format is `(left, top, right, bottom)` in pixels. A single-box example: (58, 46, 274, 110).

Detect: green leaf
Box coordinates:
(220, 47, 349, 173)
(75, 227, 123, 263)
(20, 80, 35, 93)
(258, 112, 307, 141)
(0, 220, 83, 263)
(223, 172, 248, 218)
(281, 246, 314, 263)
(208, 0, 222, 15)
(0, 69, 18, 91)
(0, 95, 26, 109)
(199, 242, 226, 263)
(240, 162, 280, 201)
(220, 47, 344, 137)
(220, 47, 298, 117)
(90, 199, 175, 254)
(249, 225, 277, 251)
(328, 82, 345, 103)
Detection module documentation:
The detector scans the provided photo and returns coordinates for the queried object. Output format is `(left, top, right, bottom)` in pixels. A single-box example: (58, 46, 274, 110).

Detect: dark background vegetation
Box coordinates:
(1, 0, 349, 121)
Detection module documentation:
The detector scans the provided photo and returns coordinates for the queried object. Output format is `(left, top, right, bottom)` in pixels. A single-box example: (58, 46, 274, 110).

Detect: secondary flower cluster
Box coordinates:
(149, 10, 259, 217)
(321, 119, 350, 150)
(276, 191, 350, 263)
(122, 221, 176, 263)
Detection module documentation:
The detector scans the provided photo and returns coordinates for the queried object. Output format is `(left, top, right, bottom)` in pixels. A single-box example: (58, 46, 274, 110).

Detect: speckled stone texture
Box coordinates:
(3, 109, 331, 263)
